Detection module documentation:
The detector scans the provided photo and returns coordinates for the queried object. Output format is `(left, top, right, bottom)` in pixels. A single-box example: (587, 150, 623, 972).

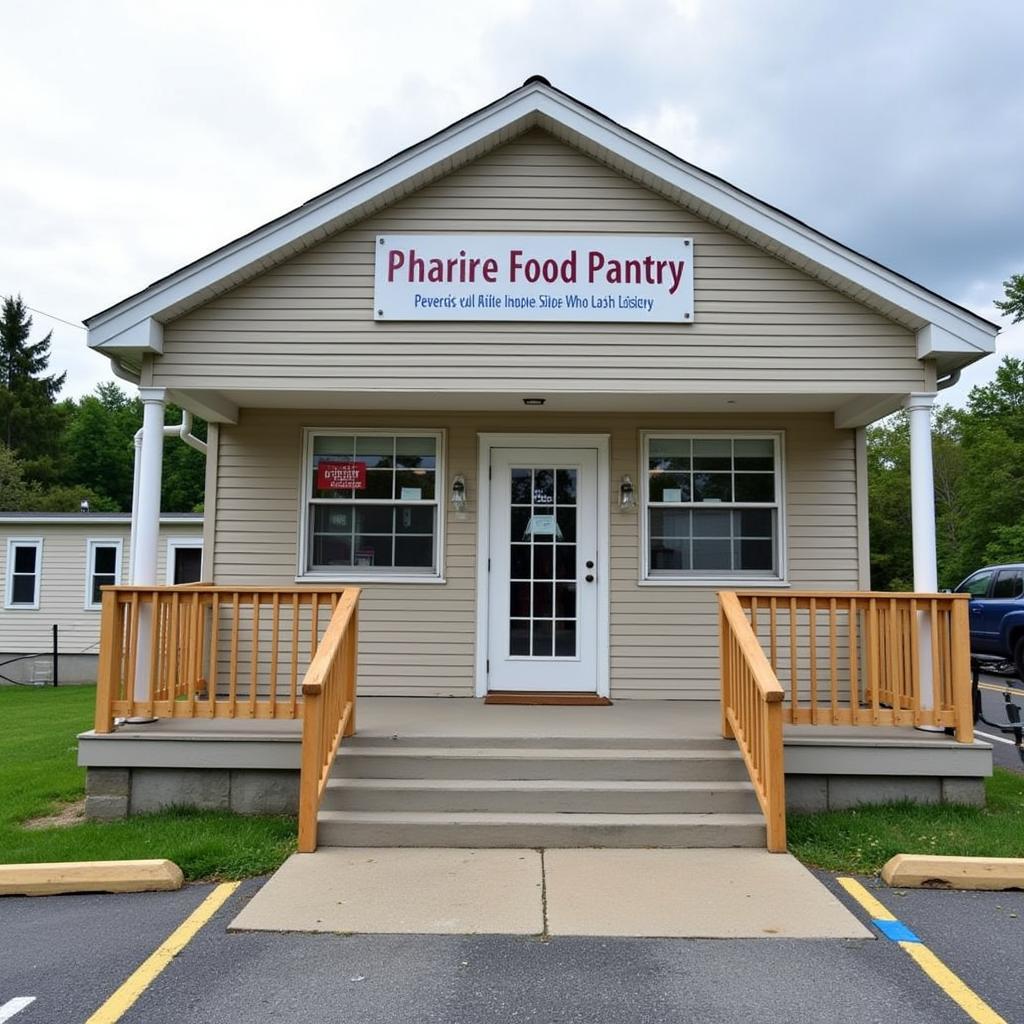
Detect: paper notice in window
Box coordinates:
(525, 515, 562, 539)
(317, 461, 367, 490)
(663, 488, 682, 502)
(400, 487, 422, 500)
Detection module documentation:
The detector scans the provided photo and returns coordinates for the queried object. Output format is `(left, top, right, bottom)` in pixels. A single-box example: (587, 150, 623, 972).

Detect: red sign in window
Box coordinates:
(317, 461, 367, 490)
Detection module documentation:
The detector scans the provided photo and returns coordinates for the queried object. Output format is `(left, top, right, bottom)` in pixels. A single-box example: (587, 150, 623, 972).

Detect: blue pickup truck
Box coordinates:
(955, 563, 1024, 674)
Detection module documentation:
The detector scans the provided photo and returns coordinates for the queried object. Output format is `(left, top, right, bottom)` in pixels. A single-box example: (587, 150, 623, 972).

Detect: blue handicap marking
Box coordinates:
(873, 918, 921, 943)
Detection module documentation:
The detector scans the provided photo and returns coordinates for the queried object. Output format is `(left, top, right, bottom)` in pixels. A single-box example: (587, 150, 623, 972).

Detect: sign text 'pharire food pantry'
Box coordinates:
(373, 234, 694, 323)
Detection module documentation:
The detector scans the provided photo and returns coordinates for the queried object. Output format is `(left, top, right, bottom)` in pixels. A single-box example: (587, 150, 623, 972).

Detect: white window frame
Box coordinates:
(297, 427, 447, 584)
(5, 538, 43, 610)
(639, 430, 788, 586)
(84, 538, 124, 610)
(165, 537, 205, 585)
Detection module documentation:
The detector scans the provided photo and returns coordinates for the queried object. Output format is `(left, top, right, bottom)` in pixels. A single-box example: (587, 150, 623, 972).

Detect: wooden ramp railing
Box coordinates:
(298, 588, 360, 852)
(719, 589, 976, 854)
(94, 585, 358, 730)
(719, 591, 787, 852)
(735, 591, 973, 739)
(93, 583, 361, 854)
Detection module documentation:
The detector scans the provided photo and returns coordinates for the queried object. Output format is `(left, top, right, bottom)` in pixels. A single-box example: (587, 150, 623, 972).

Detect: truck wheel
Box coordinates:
(1015, 636, 1024, 681)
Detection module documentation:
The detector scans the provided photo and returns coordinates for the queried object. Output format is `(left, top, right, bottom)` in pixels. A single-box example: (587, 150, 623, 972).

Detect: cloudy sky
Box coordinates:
(2, 0, 1022, 406)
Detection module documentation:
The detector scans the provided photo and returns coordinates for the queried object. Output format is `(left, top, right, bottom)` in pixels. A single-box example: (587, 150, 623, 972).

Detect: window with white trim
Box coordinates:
(86, 539, 122, 609)
(5, 539, 42, 608)
(301, 430, 443, 578)
(642, 433, 783, 580)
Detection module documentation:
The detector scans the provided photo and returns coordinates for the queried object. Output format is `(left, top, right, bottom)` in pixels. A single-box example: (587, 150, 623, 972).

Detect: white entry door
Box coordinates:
(487, 447, 600, 692)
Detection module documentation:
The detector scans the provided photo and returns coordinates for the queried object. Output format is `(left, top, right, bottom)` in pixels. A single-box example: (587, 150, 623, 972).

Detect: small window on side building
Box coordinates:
(86, 539, 122, 609)
(5, 539, 43, 609)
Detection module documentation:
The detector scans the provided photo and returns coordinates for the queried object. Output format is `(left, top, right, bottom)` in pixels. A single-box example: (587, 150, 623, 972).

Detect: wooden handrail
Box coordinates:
(719, 592, 786, 852)
(733, 590, 974, 740)
(93, 584, 351, 732)
(298, 588, 360, 853)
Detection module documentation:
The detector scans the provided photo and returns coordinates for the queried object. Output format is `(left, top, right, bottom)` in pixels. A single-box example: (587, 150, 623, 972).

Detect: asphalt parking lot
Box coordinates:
(1, 873, 1020, 1024)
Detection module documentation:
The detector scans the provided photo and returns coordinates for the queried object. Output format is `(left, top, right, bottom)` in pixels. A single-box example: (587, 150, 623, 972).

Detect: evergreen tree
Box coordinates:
(0, 295, 68, 482)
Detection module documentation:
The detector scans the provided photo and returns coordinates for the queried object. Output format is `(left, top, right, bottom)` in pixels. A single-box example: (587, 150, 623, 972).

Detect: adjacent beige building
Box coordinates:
(0, 514, 202, 683)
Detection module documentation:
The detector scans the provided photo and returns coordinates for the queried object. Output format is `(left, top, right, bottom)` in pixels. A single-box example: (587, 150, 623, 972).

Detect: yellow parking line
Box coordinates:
(836, 877, 895, 920)
(901, 943, 1007, 1024)
(85, 882, 240, 1024)
(838, 877, 1007, 1024)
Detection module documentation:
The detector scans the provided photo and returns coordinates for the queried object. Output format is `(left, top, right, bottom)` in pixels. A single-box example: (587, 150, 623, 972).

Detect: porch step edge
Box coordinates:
(316, 809, 767, 849)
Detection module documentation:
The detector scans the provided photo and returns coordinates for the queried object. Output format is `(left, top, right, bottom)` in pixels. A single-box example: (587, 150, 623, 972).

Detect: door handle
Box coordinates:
(585, 574, 595, 583)
(585, 560, 594, 569)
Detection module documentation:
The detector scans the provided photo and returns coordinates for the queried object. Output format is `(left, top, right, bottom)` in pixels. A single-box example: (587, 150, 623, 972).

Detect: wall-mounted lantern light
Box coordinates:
(619, 475, 636, 511)
(451, 474, 467, 513)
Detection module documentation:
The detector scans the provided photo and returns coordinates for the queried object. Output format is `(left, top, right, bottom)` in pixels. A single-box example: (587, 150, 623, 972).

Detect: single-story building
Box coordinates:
(0, 513, 202, 684)
(77, 78, 997, 850)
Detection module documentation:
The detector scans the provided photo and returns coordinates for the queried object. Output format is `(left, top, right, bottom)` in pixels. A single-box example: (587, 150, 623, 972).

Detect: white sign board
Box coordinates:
(374, 234, 694, 323)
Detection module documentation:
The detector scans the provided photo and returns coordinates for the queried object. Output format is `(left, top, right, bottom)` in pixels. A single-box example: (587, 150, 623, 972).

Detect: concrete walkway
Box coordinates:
(229, 847, 870, 939)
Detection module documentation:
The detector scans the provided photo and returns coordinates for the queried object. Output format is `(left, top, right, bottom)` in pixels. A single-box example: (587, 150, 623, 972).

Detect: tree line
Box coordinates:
(0, 296, 205, 513)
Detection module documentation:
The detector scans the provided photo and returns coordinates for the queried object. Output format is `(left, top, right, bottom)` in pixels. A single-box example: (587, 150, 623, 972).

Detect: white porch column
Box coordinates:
(132, 387, 166, 703)
(133, 388, 167, 586)
(905, 392, 938, 715)
(905, 392, 938, 593)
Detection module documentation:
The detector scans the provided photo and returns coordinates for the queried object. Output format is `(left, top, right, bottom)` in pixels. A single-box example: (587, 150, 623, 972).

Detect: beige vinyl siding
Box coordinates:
(155, 130, 924, 395)
(0, 523, 202, 656)
(213, 409, 858, 699)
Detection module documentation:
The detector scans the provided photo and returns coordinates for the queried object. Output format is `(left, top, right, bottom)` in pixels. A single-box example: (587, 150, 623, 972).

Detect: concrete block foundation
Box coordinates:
(85, 767, 300, 819)
(785, 773, 986, 813)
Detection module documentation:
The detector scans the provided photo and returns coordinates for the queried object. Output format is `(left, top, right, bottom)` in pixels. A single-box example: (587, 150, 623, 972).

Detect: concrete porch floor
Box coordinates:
(81, 696, 993, 747)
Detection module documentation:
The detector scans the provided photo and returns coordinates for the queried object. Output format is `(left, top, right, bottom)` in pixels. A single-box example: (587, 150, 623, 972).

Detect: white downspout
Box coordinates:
(129, 411, 208, 581)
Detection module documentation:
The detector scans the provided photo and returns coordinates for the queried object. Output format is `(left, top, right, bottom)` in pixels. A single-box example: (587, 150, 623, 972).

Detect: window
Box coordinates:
(957, 571, 993, 598)
(171, 545, 203, 584)
(5, 539, 42, 609)
(166, 538, 204, 584)
(86, 539, 122, 609)
(642, 433, 783, 581)
(992, 569, 1024, 600)
(301, 429, 444, 579)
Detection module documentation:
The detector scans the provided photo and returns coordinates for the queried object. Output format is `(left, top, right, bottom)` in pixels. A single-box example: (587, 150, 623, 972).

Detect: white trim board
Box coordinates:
(84, 80, 997, 369)
(475, 432, 610, 699)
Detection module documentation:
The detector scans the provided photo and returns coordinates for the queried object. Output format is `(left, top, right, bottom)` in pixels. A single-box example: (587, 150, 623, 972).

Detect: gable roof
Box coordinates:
(85, 76, 998, 375)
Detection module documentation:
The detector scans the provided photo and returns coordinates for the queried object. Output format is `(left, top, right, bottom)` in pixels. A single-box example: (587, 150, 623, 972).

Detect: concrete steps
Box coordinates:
(316, 809, 766, 849)
(323, 777, 761, 814)
(318, 735, 765, 849)
(331, 747, 750, 782)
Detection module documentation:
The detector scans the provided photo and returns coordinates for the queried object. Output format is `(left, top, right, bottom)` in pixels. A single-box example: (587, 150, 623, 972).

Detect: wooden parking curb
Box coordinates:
(882, 854, 1024, 891)
(0, 859, 184, 896)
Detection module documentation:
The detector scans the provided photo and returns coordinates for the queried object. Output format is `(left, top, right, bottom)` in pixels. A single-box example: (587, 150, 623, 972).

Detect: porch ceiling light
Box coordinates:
(451, 474, 467, 513)
(619, 475, 636, 512)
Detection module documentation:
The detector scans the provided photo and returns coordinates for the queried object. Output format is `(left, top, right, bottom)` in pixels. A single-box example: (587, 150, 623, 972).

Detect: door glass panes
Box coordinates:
(509, 467, 577, 658)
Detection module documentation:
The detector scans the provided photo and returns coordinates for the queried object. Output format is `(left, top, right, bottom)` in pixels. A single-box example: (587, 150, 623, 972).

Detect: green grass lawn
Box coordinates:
(788, 768, 1024, 874)
(0, 685, 295, 880)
